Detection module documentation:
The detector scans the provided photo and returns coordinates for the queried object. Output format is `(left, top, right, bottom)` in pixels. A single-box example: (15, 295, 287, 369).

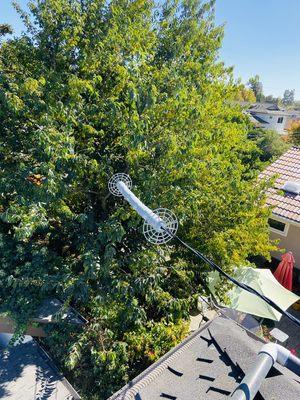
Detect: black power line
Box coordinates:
(162, 228, 300, 328)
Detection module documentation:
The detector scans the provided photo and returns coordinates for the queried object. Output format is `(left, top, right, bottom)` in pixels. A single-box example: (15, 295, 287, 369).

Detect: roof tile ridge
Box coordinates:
(272, 211, 300, 223)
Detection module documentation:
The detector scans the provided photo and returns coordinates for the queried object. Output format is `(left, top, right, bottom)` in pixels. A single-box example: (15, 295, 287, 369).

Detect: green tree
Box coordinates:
(288, 120, 300, 145)
(0, 1, 275, 398)
(235, 84, 256, 103)
(264, 94, 280, 105)
(294, 100, 300, 110)
(248, 128, 289, 162)
(282, 89, 295, 107)
(248, 74, 264, 102)
(0, 24, 13, 37)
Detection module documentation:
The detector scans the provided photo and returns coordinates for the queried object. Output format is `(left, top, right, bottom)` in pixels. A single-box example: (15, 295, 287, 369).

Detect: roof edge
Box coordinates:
(108, 315, 268, 400)
(36, 341, 81, 399)
(108, 318, 215, 400)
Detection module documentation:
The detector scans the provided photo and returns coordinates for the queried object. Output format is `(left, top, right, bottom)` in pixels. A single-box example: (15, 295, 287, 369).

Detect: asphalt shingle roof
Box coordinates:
(108, 316, 300, 400)
(250, 114, 270, 125)
(248, 103, 300, 116)
(260, 147, 300, 223)
(0, 339, 80, 399)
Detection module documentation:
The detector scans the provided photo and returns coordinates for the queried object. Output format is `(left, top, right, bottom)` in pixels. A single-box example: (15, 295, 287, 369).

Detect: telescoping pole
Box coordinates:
(108, 173, 178, 244)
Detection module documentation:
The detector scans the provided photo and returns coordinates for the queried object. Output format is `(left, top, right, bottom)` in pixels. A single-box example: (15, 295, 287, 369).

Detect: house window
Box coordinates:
(268, 218, 289, 236)
(277, 117, 284, 123)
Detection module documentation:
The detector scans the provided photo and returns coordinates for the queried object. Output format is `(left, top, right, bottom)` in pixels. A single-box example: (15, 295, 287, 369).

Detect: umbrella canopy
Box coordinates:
(227, 267, 299, 321)
(274, 252, 295, 291)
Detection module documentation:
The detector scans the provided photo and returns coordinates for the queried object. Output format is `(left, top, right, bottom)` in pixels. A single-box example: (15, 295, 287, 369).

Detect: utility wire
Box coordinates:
(162, 228, 300, 328)
(110, 174, 300, 328)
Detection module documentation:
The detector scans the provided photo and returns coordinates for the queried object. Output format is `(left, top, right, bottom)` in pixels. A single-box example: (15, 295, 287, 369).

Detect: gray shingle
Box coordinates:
(248, 103, 300, 116)
(108, 316, 300, 400)
(0, 339, 80, 399)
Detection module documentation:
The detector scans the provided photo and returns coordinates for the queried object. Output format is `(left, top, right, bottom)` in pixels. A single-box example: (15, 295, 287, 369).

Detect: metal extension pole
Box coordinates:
(109, 174, 178, 244)
(231, 343, 300, 400)
(231, 353, 273, 400)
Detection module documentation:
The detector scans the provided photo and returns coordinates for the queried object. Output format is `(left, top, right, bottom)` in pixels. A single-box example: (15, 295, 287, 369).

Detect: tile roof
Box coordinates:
(108, 316, 300, 400)
(260, 147, 300, 223)
(0, 337, 80, 399)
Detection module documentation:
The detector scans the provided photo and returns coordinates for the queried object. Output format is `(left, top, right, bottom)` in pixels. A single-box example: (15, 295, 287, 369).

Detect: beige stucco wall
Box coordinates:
(270, 223, 300, 270)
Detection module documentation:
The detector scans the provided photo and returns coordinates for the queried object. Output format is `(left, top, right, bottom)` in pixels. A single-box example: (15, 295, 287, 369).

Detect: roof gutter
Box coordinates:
(231, 343, 300, 400)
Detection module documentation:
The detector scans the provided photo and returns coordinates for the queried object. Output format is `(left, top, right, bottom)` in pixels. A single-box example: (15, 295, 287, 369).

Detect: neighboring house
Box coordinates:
(247, 103, 300, 134)
(0, 334, 80, 399)
(260, 147, 300, 275)
(108, 316, 300, 400)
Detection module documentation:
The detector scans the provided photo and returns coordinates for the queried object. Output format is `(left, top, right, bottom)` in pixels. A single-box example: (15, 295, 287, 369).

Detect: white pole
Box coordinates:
(116, 181, 165, 233)
(108, 174, 178, 244)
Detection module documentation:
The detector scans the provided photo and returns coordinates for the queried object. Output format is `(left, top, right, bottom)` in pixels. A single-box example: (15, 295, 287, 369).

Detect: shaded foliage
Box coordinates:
(248, 128, 290, 163)
(0, 24, 13, 37)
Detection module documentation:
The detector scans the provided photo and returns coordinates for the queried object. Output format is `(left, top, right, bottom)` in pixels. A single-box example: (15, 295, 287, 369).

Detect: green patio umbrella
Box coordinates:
(228, 267, 300, 321)
(208, 267, 300, 321)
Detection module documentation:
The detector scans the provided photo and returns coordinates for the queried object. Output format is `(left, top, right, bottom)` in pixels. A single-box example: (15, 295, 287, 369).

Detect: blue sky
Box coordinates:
(215, 0, 300, 99)
(1, 0, 28, 36)
(1, 0, 300, 99)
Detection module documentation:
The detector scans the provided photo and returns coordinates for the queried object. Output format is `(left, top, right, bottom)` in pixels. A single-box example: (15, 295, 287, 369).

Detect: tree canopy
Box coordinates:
(248, 128, 290, 163)
(247, 74, 263, 102)
(288, 120, 300, 145)
(0, 1, 275, 398)
(283, 89, 295, 107)
(0, 24, 13, 37)
(235, 84, 256, 103)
